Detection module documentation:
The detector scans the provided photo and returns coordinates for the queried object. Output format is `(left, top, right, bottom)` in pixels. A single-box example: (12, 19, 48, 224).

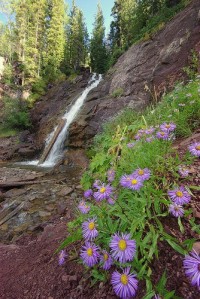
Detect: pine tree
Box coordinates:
(43, 0, 65, 79)
(90, 3, 107, 74)
(64, 1, 88, 72)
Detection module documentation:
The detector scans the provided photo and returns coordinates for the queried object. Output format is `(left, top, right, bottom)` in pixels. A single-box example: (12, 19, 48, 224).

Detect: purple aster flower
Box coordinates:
(156, 131, 170, 140)
(107, 197, 116, 205)
(128, 176, 143, 191)
(110, 232, 136, 263)
(189, 142, 200, 157)
(107, 169, 115, 182)
(100, 250, 113, 270)
(82, 218, 98, 240)
(183, 250, 200, 290)
(145, 127, 155, 135)
(111, 267, 138, 299)
(84, 189, 93, 198)
(78, 200, 90, 214)
(138, 129, 145, 134)
(80, 241, 100, 267)
(154, 295, 161, 299)
(93, 180, 102, 188)
(58, 250, 67, 266)
(127, 142, 135, 148)
(168, 186, 191, 205)
(178, 166, 189, 178)
(134, 133, 142, 140)
(133, 168, 151, 181)
(146, 136, 155, 143)
(160, 122, 176, 133)
(120, 174, 132, 188)
(93, 184, 113, 201)
(169, 203, 184, 217)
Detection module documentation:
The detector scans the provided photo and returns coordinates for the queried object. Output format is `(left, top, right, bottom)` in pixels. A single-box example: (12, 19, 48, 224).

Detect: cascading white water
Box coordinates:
(19, 73, 102, 167)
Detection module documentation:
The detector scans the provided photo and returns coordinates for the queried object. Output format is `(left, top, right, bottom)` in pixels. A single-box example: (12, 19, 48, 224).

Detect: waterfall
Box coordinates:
(19, 73, 102, 167)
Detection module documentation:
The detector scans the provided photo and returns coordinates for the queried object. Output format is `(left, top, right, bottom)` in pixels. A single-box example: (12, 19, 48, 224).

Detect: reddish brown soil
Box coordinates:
(0, 133, 199, 299)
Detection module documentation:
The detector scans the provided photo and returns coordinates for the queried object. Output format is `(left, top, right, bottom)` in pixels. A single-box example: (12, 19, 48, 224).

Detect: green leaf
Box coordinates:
(189, 185, 200, 191)
(178, 217, 184, 233)
(157, 271, 167, 292)
(56, 228, 82, 253)
(143, 291, 155, 299)
(165, 239, 186, 255)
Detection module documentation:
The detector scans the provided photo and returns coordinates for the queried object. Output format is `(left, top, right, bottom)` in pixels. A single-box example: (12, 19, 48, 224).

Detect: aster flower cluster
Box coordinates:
(120, 168, 151, 191)
(131, 122, 176, 144)
(168, 186, 191, 217)
(80, 229, 138, 298)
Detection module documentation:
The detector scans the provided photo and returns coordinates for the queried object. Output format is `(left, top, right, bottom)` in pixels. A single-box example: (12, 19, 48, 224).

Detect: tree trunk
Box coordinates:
(38, 119, 66, 164)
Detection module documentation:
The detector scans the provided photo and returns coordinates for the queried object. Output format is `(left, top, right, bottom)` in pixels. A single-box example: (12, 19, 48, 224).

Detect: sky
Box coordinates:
(67, 0, 114, 35)
(0, 0, 115, 36)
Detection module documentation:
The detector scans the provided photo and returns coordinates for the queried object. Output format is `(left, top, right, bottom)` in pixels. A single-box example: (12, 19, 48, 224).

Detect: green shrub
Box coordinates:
(31, 78, 47, 95)
(2, 97, 31, 130)
(1, 63, 14, 85)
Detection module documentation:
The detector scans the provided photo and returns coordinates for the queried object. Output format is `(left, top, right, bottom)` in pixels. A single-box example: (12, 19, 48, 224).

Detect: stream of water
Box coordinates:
(18, 73, 102, 167)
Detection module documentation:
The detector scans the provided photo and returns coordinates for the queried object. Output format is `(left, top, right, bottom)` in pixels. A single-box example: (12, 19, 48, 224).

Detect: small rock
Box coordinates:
(76, 185, 82, 190)
(57, 202, 67, 215)
(70, 192, 77, 200)
(38, 211, 51, 218)
(99, 282, 104, 289)
(58, 187, 73, 197)
(61, 275, 69, 283)
(68, 275, 77, 282)
(193, 242, 200, 254)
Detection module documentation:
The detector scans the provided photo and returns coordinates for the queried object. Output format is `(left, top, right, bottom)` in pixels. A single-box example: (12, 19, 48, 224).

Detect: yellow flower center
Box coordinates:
(120, 274, 128, 285)
(131, 179, 138, 185)
(87, 248, 93, 256)
(195, 145, 200, 150)
(103, 253, 108, 261)
(161, 132, 165, 135)
(176, 191, 183, 197)
(118, 239, 127, 251)
(88, 222, 95, 230)
(100, 187, 106, 193)
(165, 124, 171, 128)
(138, 169, 144, 175)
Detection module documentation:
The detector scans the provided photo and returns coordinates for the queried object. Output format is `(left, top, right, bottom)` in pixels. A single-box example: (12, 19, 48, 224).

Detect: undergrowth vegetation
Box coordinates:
(59, 76, 200, 298)
(2, 97, 31, 130)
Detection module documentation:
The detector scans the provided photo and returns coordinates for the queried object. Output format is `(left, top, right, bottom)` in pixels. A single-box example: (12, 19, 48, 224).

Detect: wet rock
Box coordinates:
(58, 187, 73, 197)
(18, 146, 37, 158)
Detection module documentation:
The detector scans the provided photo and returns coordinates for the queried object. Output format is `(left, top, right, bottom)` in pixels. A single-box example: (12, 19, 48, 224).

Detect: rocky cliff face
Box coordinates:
(68, 0, 200, 150)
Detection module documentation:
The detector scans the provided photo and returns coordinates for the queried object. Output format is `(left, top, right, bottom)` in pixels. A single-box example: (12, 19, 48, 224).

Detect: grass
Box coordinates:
(60, 76, 200, 298)
(0, 124, 19, 137)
